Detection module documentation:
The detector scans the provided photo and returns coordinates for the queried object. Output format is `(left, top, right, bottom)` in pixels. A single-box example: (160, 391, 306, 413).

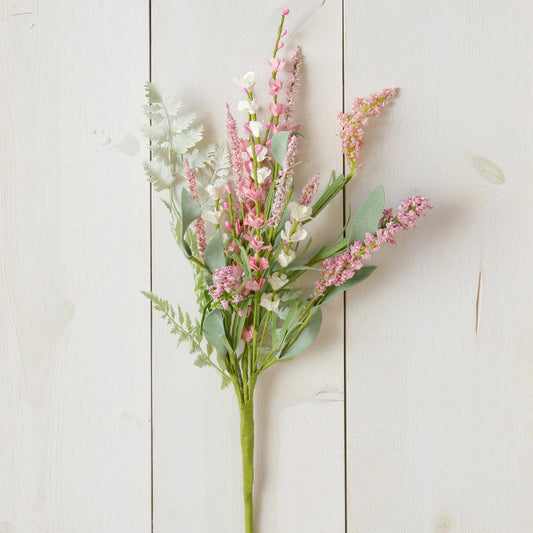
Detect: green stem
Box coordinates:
(239, 393, 255, 533)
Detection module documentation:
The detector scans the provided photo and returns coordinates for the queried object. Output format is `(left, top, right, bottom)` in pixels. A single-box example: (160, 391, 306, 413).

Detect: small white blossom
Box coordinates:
(268, 272, 288, 290)
(255, 146, 268, 162)
(260, 293, 281, 313)
(204, 209, 224, 224)
(237, 99, 259, 115)
(246, 144, 268, 162)
(249, 120, 263, 137)
(288, 202, 313, 222)
(280, 221, 307, 243)
(234, 71, 257, 91)
(205, 180, 227, 200)
(277, 249, 296, 267)
(256, 167, 271, 184)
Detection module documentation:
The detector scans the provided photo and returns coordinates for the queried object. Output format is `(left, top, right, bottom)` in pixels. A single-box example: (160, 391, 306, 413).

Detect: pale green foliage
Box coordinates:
(142, 291, 230, 389)
(142, 81, 213, 191)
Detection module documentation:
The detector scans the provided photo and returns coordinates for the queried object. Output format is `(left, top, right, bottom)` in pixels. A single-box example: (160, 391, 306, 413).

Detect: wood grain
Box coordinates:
(0, 1, 151, 531)
(2, 1, 532, 532)
(344, 1, 533, 531)
(151, 1, 344, 531)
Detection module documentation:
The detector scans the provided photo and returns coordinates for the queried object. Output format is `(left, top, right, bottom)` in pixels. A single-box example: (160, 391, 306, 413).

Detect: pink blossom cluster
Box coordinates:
(279, 46, 303, 130)
(314, 196, 431, 296)
(225, 105, 247, 203)
(208, 265, 245, 309)
(298, 173, 320, 206)
(270, 134, 298, 224)
(184, 160, 207, 256)
(339, 88, 398, 172)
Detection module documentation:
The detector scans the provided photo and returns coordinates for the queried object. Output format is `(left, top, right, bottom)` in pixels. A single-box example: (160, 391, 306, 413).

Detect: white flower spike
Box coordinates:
(288, 202, 313, 222)
(234, 71, 257, 91)
(280, 221, 307, 243)
(249, 120, 263, 138)
(277, 249, 296, 267)
(268, 272, 288, 290)
(259, 293, 281, 313)
(237, 99, 259, 115)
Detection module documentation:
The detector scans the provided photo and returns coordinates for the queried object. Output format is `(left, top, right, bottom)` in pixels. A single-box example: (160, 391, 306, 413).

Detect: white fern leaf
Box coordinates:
(209, 143, 231, 179)
(172, 112, 196, 134)
(171, 125, 204, 154)
(143, 160, 175, 191)
(145, 82, 164, 104)
(140, 121, 169, 143)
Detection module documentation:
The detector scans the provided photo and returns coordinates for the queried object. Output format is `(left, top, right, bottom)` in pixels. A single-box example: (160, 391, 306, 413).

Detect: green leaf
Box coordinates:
(284, 265, 322, 272)
(271, 130, 308, 166)
(220, 374, 232, 389)
(319, 266, 377, 306)
(279, 309, 323, 360)
(203, 309, 227, 358)
(351, 186, 385, 242)
(203, 229, 226, 273)
(181, 187, 201, 242)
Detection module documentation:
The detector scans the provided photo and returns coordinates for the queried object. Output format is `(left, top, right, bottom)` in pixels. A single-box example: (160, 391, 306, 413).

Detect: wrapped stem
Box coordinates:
(239, 398, 255, 533)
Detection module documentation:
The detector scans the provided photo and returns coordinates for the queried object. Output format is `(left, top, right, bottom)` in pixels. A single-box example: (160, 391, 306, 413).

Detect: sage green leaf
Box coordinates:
(284, 265, 322, 272)
(181, 187, 201, 240)
(271, 130, 308, 166)
(203, 309, 227, 358)
(279, 309, 323, 360)
(203, 229, 226, 273)
(319, 266, 377, 306)
(351, 186, 385, 242)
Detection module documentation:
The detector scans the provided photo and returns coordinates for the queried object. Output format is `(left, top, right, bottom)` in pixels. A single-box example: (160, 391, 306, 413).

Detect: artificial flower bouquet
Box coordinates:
(143, 9, 430, 532)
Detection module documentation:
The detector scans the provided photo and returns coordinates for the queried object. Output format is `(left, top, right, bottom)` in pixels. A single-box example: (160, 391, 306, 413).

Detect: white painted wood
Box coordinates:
(0, 1, 151, 532)
(151, 1, 344, 531)
(344, 2, 533, 531)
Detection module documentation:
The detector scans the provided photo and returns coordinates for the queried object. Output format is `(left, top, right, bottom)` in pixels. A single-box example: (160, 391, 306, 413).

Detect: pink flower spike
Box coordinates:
(277, 42, 284, 49)
(235, 219, 244, 235)
(282, 8, 290, 15)
(225, 221, 232, 231)
(242, 278, 265, 293)
(242, 184, 263, 202)
(241, 325, 254, 342)
(269, 58, 286, 72)
(244, 212, 265, 229)
(248, 255, 270, 271)
(245, 234, 272, 253)
(269, 78, 283, 95)
(281, 29, 287, 36)
(270, 102, 283, 116)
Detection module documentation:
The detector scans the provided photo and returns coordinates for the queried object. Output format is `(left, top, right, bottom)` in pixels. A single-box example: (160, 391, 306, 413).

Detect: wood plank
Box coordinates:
(0, 1, 151, 531)
(151, 1, 344, 531)
(344, 2, 533, 531)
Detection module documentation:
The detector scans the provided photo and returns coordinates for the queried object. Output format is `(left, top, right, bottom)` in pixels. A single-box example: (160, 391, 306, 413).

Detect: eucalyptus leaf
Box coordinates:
(319, 266, 377, 306)
(181, 187, 201, 241)
(204, 229, 226, 273)
(271, 130, 308, 166)
(351, 186, 385, 242)
(279, 309, 323, 360)
(203, 309, 227, 358)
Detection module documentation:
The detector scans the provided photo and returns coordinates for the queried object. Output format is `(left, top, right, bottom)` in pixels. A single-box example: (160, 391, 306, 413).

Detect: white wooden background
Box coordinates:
(1, 0, 532, 531)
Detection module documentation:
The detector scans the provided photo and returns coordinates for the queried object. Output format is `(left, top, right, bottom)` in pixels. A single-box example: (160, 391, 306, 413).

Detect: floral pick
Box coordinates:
(142, 9, 430, 533)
